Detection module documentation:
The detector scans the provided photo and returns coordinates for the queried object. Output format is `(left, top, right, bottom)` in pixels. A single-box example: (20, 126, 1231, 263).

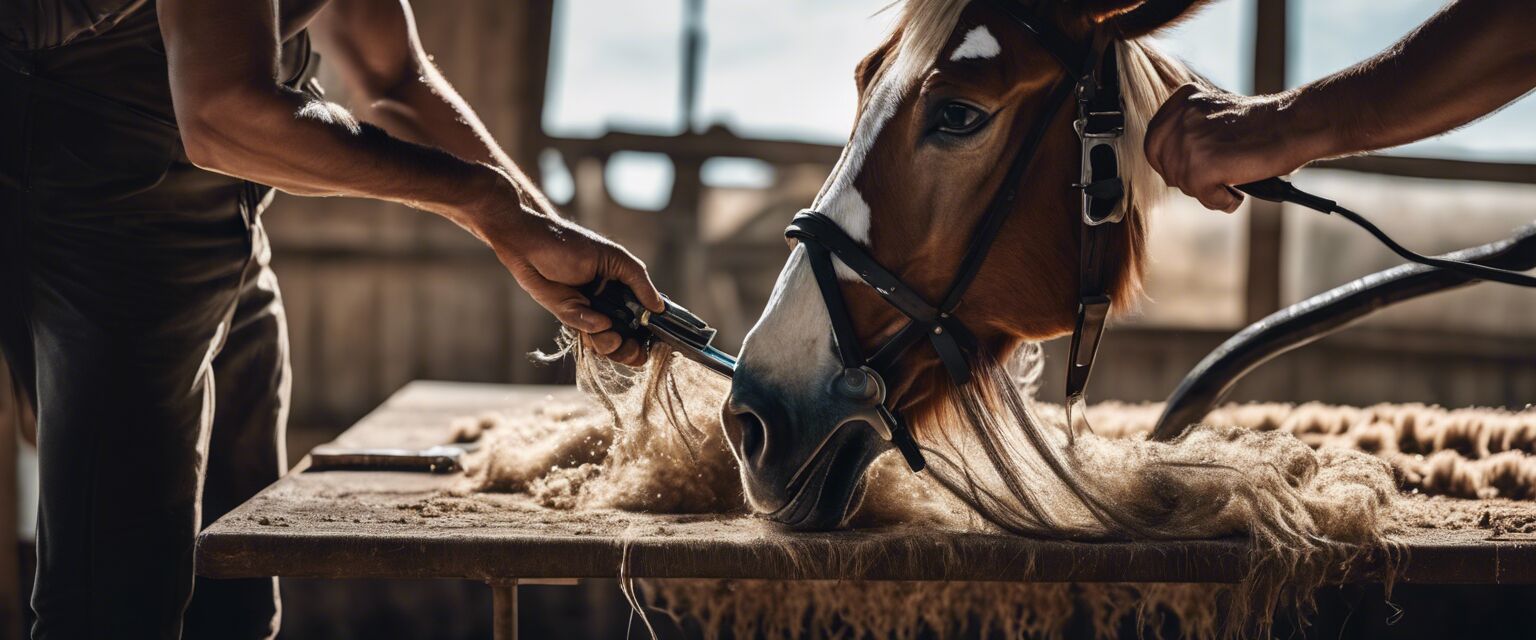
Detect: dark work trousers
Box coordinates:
(0, 9, 315, 638)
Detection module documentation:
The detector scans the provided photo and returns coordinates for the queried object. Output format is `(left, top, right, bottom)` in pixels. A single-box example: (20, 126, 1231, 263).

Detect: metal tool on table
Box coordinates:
(307, 443, 475, 474)
(578, 280, 738, 378)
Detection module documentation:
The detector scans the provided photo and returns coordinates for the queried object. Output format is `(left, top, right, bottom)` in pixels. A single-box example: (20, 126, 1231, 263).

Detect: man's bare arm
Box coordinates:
(1144, 0, 1536, 212)
(307, 0, 555, 211)
(160, 0, 659, 364)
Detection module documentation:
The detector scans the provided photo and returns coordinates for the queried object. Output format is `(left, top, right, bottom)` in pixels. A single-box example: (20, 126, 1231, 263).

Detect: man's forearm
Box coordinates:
(1280, 0, 1536, 160)
(178, 85, 514, 232)
(161, 0, 664, 364)
(311, 0, 554, 216)
(358, 72, 502, 167)
(162, 0, 529, 236)
(369, 57, 557, 216)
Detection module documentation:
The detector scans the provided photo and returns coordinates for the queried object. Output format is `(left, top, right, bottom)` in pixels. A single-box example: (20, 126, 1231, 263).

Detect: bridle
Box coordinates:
(784, 0, 1127, 472)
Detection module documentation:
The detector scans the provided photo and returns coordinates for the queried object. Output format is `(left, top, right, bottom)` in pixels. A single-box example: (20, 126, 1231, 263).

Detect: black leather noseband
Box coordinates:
(786, 1, 1128, 471)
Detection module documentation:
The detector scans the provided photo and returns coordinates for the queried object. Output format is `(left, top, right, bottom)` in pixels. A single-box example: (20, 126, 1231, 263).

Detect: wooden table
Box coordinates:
(197, 381, 1536, 639)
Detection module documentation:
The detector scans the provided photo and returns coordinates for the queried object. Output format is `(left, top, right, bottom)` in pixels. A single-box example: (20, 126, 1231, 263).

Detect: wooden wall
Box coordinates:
(265, 0, 562, 429)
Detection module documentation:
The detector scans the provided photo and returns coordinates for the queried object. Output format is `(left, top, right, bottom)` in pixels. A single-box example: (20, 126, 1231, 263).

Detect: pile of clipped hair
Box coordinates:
(437, 331, 1536, 638)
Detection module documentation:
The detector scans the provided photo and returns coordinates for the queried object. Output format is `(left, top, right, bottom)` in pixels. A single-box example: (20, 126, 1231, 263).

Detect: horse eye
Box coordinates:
(935, 102, 986, 134)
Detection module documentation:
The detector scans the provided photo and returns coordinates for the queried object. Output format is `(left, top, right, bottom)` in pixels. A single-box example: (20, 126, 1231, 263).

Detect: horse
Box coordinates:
(721, 0, 1211, 531)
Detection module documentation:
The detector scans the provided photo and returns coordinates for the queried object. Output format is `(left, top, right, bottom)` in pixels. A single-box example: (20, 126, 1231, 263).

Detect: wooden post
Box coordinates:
(658, 156, 705, 298)
(1244, 0, 1288, 322)
(505, 0, 555, 171)
(680, 0, 705, 133)
(501, 0, 563, 385)
(490, 580, 518, 640)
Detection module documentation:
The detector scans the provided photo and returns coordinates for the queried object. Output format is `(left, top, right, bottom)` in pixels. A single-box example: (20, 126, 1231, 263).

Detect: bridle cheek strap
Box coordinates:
(1065, 36, 1127, 438)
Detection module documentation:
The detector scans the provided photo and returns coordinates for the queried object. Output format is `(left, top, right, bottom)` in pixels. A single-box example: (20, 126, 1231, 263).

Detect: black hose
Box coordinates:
(1151, 178, 1536, 441)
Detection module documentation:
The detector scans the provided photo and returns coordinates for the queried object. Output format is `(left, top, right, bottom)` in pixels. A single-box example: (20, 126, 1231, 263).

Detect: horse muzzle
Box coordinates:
(721, 370, 892, 530)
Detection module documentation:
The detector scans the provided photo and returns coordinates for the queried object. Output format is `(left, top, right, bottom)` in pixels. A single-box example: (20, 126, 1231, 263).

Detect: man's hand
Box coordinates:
(1146, 1, 1536, 214)
(468, 175, 665, 367)
(1143, 84, 1324, 213)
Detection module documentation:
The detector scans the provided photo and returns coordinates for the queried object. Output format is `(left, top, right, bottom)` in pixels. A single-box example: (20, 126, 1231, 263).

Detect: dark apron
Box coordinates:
(0, 4, 318, 638)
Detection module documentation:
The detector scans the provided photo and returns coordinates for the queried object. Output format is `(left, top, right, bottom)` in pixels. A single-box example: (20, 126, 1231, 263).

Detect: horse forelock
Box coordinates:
(887, 0, 974, 88)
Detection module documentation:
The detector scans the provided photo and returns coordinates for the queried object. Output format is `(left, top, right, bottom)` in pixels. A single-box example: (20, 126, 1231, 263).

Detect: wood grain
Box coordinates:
(197, 382, 1536, 585)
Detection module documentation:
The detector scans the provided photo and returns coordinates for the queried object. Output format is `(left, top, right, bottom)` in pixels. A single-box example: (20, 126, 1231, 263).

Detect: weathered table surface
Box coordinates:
(197, 381, 1536, 585)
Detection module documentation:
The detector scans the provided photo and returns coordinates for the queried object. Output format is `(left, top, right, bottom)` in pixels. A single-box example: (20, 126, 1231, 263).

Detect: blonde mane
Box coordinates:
(1116, 38, 1193, 234)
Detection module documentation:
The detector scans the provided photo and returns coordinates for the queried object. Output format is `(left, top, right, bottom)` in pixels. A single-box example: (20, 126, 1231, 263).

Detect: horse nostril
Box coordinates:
(736, 410, 767, 464)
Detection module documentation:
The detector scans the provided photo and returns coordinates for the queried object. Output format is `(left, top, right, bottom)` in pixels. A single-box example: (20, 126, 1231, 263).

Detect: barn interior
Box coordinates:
(0, 0, 1533, 638)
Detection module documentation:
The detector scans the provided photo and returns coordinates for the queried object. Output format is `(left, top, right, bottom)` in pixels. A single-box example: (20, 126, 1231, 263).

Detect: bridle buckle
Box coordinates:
(1073, 111, 1125, 139)
(1074, 104, 1126, 226)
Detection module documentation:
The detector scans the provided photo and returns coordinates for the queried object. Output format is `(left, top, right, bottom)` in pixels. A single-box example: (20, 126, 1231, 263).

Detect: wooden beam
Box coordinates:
(656, 156, 706, 295)
(680, 0, 705, 132)
(490, 581, 518, 640)
(1244, 0, 1289, 322)
(1316, 154, 1536, 185)
(547, 125, 843, 167)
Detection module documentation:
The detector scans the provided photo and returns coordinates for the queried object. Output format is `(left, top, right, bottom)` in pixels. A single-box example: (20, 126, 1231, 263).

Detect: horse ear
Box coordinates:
(855, 29, 900, 93)
(1078, 0, 1218, 38)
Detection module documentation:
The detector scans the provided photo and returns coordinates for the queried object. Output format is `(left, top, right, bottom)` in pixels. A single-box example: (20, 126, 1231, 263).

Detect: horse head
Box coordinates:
(723, 0, 1208, 530)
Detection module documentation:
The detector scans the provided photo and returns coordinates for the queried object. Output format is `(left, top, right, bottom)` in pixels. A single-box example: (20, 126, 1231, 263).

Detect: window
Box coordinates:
(697, 0, 894, 143)
(1291, 0, 1536, 162)
(1149, 0, 1254, 93)
(544, 0, 686, 137)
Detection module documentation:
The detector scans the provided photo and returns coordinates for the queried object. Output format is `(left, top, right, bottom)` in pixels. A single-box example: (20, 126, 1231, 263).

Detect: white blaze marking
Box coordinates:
(737, 37, 924, 389)
(737, 244, 841, 390)
(812, 77, 903, 279)
(949, 26, 1000, 61)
